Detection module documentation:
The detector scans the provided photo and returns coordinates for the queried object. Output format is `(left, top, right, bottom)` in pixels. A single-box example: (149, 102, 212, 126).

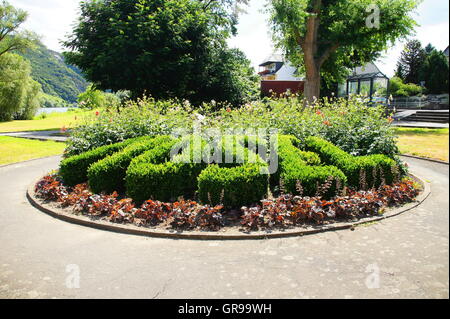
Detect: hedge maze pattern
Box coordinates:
(59, 135, 398, 207)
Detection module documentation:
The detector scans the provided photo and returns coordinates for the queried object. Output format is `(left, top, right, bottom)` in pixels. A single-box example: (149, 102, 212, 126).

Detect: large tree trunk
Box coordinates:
(304, 65, 321, 104)
(300, 0, 322, 104)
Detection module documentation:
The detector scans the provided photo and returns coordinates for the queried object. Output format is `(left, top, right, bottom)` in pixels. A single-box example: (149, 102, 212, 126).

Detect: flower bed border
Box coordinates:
(27, 173, 430, 240)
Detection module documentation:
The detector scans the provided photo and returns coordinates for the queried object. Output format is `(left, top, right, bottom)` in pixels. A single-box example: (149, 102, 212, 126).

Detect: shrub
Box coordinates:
(305, 136, 398, 189)
(198, 164, 269, 208)
(276, 135, 347, 197)
(59, 137, 141, 186)
(389, 77, 423, 97)
(127, 161, 208, 203)
(125, 136, 209, 203)
(65, 96, 400, 160)
(87, 136, 174, 194)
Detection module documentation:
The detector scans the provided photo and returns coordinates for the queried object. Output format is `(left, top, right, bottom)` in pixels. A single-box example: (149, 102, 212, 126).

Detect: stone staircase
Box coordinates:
(400, 110, 449, 124)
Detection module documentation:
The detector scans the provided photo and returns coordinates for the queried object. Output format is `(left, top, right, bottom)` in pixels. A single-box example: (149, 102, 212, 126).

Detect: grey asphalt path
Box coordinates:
(0, 156, 448, 299)
(0, 131, 67, 142)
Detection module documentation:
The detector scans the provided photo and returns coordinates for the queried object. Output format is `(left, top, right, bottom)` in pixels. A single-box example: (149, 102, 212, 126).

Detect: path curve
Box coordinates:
(0, 156, 448, 298)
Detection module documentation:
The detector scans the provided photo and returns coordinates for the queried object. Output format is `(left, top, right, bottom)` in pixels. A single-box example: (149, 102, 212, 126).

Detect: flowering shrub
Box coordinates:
(65, 96, 400, 162)
(34, 175, 419, 232)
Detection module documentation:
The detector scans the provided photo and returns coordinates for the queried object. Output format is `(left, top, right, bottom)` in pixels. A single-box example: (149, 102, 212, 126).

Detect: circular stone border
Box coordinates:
(400, 154, 449, 165)
(27, 173, 431, 240)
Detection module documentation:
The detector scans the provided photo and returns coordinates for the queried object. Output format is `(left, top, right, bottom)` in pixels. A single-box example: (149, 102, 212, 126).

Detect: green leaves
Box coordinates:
(269, 0, 420, 98)
(63, 0, 256, 106)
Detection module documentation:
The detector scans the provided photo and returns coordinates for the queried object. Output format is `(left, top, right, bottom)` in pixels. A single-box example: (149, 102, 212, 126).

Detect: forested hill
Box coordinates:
(20, 42, 88, 103)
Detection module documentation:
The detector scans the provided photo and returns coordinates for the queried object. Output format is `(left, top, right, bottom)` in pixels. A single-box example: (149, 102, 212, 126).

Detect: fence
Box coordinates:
(389, 94, 449, 110)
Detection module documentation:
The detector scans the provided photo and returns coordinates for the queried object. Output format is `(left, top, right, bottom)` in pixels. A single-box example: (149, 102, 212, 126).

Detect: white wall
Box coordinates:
(273, 63, 304, 81)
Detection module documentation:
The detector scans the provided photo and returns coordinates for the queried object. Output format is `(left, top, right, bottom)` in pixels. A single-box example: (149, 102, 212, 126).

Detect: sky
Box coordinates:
(11, 0, 450, 77)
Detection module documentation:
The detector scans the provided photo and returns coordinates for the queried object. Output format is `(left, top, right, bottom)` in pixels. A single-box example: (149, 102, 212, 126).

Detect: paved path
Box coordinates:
(392, 121, 449, 129)
(0, 156, 448, 299)
(0, 131, 68, 142)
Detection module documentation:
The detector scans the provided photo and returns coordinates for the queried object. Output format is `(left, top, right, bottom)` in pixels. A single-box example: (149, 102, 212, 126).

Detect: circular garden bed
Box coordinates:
(29, 134, 426, 239)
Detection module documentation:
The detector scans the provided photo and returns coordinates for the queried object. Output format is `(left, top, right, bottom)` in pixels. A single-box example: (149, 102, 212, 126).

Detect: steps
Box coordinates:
(401, 110, 449, 123)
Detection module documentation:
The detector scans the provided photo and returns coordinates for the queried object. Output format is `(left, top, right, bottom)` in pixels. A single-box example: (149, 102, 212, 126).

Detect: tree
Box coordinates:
(0, 1, 41, 121)
(0, 0, 37, 57)
(0, 53, 41, 121)
(396, 39, 426, 84)
(269, 0, 419, 103)
(63, 0, 256, 107)
(419, 49, 449, 94)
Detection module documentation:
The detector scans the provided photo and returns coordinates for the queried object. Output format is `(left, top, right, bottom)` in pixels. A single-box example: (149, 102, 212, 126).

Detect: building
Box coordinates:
(338, 62, 389, 102)
(258, 54, 305, 97)
(444, 46, 449, 62)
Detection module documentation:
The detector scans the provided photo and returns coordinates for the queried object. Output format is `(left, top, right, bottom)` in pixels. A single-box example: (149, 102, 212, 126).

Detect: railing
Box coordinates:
(389, 94, 449, 110)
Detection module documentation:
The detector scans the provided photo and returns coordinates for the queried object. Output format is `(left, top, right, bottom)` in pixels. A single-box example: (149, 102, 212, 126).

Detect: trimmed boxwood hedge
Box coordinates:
(198, 164, 269, 207)
(305, 136, 397, 189)
(59, 137, 141, 186)
(197, 136, 269, 207)
(126, 136, 209, 203)
(59, 133, 398, 207)
(87, 136, 175, 194)
(276, 135, 347, 197)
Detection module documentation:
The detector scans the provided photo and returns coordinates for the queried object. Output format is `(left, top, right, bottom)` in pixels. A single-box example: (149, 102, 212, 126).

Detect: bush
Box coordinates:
(305, 136, 398, 189)
(65, 96, 400, 160)
(125, 136, 209, 203)
(87, 136, 165, 194)
(59, 137, 141, 186)
(389, 77, 423, 97)
(198, 164, 269, 207)
(276, 135, 347, 197)
(126, 135, 269, 206)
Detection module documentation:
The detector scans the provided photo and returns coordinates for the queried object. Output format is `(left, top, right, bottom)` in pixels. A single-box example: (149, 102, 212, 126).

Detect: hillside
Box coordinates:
(20, 42, 88, 104)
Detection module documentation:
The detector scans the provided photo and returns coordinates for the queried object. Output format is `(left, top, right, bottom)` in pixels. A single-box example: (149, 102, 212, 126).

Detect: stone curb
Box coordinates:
(27, 173, 431, 241)
(401, 154, 449, 165)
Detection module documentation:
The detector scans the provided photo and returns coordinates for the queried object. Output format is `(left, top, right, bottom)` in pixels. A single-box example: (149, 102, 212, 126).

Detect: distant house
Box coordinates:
(338, 62, 389, 102)
(444, 46, 449, 62)
(258, 54, 305, 97)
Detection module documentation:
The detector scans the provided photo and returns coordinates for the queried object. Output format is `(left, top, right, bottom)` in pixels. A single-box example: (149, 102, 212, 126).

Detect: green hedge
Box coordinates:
(198, 164, 269, 207)
(305, 136, 397, 189)
(59, 137, 140, 186)
(87, 136, 175, 194)
(125, 136, 209, 203)
(276, 135, 347, 197)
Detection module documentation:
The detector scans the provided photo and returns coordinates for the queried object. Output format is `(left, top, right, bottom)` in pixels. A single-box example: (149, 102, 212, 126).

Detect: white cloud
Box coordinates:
(11, 0, 81, 52)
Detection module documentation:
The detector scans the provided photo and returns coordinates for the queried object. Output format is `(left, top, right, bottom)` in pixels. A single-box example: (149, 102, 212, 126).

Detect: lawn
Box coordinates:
(394, 127, 449, 162)
(0, 109, 96, 133)
(0, 136, 66, 165)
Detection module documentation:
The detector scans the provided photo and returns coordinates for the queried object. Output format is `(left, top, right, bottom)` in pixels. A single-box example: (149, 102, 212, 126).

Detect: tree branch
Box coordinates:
(317, 43, 340, 67)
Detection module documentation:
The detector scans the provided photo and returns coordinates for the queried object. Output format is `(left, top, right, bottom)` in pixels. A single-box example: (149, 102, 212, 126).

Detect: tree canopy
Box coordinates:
(419, 46, 449, 94)
(64, 0, 257, 107)
(0, 53, 41, 121)
(269, 0, 419, 102)
(0, 1, 41, 121)
(395, 39, 426, 85)
(0, 0, 37, 57)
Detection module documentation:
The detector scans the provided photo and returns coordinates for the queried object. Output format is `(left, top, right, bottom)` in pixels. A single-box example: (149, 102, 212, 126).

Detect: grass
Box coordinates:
(394, 127, 449, 162)
(0, 109, 97, 133)
(0, 136, 66, 166)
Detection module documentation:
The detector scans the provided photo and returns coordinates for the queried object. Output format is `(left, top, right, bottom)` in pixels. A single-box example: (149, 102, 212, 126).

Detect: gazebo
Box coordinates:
(338, 63, 389, 103)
